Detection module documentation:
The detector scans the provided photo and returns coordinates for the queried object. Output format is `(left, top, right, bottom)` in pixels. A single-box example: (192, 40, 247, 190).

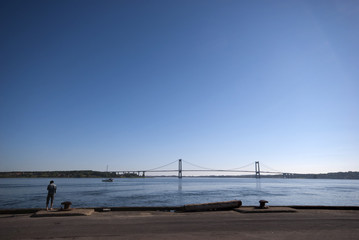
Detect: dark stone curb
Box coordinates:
(1, 205, 359, 215)
(93, 206, 184, 212)
(0, 208, 42, 214)
(234, 207, 297, 213)
(31, 209, 94, 217)
(289, 206, 359, 210)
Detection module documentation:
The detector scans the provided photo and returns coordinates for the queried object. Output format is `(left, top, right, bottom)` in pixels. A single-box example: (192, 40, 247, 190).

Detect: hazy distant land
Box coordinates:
(207, 172, 359, 179)
(0, 171, 358, 179)
(0, 171, 136, 178)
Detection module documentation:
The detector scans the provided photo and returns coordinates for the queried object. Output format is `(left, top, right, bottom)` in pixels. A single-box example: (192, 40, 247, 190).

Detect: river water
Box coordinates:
(0, 178, 358, 209)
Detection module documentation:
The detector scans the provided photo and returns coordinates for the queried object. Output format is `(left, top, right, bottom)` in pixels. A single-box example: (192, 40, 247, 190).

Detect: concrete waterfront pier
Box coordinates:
(1, 208, 359, 239)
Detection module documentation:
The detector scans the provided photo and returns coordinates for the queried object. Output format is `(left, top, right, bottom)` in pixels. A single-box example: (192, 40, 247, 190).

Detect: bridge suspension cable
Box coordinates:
(260, 163, 282, 173)
(182, 160, 216, 171)
(225, 161, 256, 171)
(145, 160, 178, 171)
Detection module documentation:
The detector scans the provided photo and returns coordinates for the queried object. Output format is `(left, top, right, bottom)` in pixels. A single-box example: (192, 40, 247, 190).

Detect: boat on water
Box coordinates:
(102, 178, 114, 182)
(102, 165, 114, 182)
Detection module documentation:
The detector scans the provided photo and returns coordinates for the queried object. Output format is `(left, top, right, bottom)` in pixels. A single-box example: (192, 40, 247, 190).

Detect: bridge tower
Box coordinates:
(178, 159, 182, 178)
(255, 161, 260, 178)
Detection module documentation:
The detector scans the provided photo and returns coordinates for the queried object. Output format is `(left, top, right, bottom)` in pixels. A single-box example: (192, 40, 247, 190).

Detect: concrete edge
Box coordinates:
(0, 208, 42, 214)
(183, 200, 242, 212)
(289, 206, 359, 210)
(234, 207, 297, 213)
(93, 206, 184, 212)
(2, 205, 359, 215)
(31, 209, 95, 217)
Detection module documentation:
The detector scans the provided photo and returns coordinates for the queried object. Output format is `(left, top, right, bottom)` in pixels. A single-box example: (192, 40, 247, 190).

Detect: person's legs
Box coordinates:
(50, 195, 54, 210)
(46, 195, 50, 210)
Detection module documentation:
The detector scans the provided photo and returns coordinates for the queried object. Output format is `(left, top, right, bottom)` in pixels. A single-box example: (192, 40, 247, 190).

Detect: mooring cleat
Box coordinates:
(61, 201, 72, 211)
(258, 200, 269, 209)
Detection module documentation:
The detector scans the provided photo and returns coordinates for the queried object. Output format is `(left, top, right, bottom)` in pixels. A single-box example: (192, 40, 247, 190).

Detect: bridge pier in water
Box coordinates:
(255, 161, 260, 178)
(178, 159, 182, 178)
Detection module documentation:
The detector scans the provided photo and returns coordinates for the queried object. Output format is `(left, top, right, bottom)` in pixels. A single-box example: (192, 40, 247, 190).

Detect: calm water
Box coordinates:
(0, 178, 358, 209)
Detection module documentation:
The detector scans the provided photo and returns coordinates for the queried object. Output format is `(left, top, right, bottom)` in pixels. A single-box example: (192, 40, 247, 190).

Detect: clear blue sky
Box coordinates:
(1, 0, 358, 174)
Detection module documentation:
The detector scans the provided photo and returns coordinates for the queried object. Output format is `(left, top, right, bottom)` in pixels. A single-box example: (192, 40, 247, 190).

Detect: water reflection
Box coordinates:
(256, 178, 261, 191)
(178, 178, 182, 192)
(177, 178, 183, 205)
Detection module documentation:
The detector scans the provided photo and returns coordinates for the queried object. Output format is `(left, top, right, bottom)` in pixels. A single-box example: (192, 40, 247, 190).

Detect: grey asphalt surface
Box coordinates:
(1, 209, 359, 239)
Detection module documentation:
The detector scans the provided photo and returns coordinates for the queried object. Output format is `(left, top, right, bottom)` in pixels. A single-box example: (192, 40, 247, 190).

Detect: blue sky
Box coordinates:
(1, 0, 358, 174)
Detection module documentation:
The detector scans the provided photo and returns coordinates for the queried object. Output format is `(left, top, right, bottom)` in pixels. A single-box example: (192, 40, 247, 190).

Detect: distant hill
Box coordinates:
(280, 171, 359, 179)
(200, 171, 359, 179)
(0, 170, 140, 178)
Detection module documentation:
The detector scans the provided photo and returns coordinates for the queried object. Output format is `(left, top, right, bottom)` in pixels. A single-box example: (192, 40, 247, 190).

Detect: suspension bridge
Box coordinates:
(113, 159, 284, 178)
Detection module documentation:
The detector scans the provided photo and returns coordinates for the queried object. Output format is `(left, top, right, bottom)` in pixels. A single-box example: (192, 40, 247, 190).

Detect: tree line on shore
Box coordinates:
(0, 170, 140, 178)
(228, 171, 359, 179)
(279, 171, 359, 179)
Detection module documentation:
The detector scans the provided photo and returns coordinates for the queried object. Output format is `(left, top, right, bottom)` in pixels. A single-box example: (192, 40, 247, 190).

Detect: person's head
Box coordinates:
(50, 180, 54, 184)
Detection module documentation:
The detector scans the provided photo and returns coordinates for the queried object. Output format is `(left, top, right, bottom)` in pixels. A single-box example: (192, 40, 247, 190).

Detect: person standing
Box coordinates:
(46, 180, 57, 210)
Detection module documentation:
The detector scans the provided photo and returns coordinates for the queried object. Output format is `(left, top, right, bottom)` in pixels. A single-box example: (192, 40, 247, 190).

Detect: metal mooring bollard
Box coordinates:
(61, 201, 72, 210)
(259, 200, 268, 209)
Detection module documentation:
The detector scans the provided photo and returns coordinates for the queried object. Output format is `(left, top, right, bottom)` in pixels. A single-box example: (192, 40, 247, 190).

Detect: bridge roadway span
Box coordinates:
(138, 170, 279, 172)
(1, 209, 359, 239)
(115, 160, 283, 177)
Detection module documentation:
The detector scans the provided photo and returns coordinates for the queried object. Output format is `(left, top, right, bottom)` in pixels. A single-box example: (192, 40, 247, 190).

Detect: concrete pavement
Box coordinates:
(1, 209, 359, 239)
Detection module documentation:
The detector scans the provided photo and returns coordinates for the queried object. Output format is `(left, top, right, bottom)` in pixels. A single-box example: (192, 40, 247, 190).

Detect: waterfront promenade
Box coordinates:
(1, 208, 359, 239)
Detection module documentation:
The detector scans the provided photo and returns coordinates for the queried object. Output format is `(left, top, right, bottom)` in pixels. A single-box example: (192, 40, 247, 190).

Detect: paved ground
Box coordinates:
(1, 209, 359, 239)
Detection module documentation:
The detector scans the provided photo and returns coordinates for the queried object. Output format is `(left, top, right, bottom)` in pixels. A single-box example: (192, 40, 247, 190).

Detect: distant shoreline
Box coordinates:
(0, 170, 138, 179)
(0, 170, 358, 179)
